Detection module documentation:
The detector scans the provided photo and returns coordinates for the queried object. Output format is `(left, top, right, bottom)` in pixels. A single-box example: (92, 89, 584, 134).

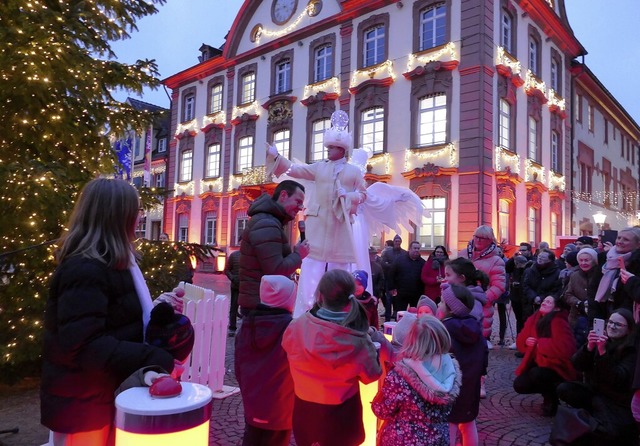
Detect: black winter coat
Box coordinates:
(239, 194, 302, 309)
(41, 256, 175, 433)
(522, 262, 562, 304)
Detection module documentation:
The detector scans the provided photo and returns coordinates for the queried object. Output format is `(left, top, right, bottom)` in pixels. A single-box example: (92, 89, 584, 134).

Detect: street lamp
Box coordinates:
(593, 211, 606, 236)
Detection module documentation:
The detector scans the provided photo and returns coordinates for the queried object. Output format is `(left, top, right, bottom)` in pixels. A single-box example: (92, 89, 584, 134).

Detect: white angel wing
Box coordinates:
(360, 182, 427, 236)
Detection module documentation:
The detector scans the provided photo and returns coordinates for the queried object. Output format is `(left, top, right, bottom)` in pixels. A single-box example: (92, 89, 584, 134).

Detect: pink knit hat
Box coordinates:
(260, 275, 297, 313)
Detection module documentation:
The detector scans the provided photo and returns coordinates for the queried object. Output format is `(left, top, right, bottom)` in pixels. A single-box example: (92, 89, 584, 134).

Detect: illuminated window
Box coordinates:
(273, 129, 291, 160)
(418, 197, 446, 248)
(419, 94, 447, 146)
(498, 199, 510, 244)
(241, 72, 255, 104)
(360, 107, 385, 154)
(550, 212, 558, 248)
(363, 25, 385, 67)
(235, 216, 248, 245)
(314, 44, 333, 82)
(419, 4, 446, 51)
(311, 119, 330, 162)
(180, 149, 193, 182)
(527, 206, 538, 245)
(205, 143, 221, 178)
(157, 138, 166, 153)
(237, 136, 253, 172)
(209, 84, 223, 114)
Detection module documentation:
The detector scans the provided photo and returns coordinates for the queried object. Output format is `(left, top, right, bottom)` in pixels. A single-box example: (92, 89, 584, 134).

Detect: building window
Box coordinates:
(579, 162, 592, 193)
(311, 119, 329, 162)
(157, 138, 166, 153)
(235, 217, 248, 245)
(498, 99, 511, 149)
(419, 4, 446, 51)
(419, 94, 447, 146)
(528, 38, 538, 75)
(275, 59, 291, 94)
(551, 131, 559, 172)
(241, 72, 255, 104)
(418, 197, 446, 248)
(528, 116, 538, 161)
(363, 25, 385, 67)
(136, 216, 146, 239)
(154, 171, 165, 189)
(180, 149, 193, 182)
(361, 107, 385, 154)
(501, 12, 513, 54)
(527, 206, 538, 245)
(273, 129, 291, 160)
(209, 84, 223, 114)
(183, 95, 195, 122)
(205, 143, 221, 178)
(550, 59, 558, 92)
(314, 44, 333, 82)
(498, 199, 511, 245)
(204, 212, 217, 245)
(550, 212, 558, 248)
(588, 103, 594, 132)
(237, 136, 253, 172)
(178, 213, 189, 243)
(575, 93, 582, 123)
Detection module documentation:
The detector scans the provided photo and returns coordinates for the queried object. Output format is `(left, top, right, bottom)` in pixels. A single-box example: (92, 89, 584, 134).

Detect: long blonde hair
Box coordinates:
(55, 178, 139, 270)
(314, 269, 369, 332)
(401, 315, 451, 360)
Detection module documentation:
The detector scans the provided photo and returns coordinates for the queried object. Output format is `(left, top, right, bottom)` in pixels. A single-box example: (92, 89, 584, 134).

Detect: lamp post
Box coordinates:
(593, 211, 606, 236)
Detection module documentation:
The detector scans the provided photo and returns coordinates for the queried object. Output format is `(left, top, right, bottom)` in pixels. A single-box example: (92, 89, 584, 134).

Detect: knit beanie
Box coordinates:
(440, 283, 473, 317)
(352, 270, 368, 289)
(565, 251, 579, 267)
(392, 312, 417, 346)
(260, 275, 297, 313)
(576, 247, 598, 265)
(416, 295, 437, 315)
(514, 255, 528, 266)
(146, 302, 195, 362)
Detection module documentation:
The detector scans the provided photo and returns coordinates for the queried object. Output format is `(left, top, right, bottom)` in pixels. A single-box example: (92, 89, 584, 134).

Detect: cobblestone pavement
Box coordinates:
(0, 273, 552, 446)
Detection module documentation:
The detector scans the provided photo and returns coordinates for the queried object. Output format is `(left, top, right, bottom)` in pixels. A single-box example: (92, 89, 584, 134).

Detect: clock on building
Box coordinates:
(271, 0, 298, 25)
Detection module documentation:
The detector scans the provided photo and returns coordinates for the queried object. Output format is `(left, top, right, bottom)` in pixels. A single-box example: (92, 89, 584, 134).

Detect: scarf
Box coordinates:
(594, 247, 631, 303)
(129, 252, 154, 338)
(467, 240, 496, 260)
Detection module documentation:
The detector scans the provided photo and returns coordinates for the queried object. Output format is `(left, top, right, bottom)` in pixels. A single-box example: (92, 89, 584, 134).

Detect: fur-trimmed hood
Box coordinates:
(393, 355, 462, 406)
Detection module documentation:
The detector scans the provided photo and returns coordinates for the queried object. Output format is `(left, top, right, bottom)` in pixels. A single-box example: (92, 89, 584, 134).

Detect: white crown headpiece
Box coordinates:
(324, 110, 352, 152)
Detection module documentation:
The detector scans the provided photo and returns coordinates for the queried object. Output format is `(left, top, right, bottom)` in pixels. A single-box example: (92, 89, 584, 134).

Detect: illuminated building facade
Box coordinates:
(162, 0, 639, 263)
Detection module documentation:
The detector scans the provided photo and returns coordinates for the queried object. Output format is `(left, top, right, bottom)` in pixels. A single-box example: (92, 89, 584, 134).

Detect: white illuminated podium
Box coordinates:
(115, 382, 212, 445)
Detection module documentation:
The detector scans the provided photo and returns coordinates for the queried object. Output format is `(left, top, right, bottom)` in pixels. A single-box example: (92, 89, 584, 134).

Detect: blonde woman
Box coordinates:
(40, 178, 175, 446)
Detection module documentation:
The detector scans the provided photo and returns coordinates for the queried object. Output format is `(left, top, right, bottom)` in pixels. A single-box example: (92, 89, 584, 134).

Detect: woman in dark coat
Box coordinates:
(40, 178, 175, 446)
(421, 245, 449, 303)
(557, 308, 637, 445)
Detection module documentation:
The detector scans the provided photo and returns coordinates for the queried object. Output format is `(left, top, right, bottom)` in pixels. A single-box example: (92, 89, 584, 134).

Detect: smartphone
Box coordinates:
(601, 229, 618, 246)
(593, 318, 605, 337)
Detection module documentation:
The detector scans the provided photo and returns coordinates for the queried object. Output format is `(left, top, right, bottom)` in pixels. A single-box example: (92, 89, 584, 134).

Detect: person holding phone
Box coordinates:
(557, 309, 637, 445)
(591, 227, 640, 321)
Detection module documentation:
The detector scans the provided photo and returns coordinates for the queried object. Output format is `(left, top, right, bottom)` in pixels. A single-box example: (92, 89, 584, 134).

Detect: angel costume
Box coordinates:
(267, 111, 424, 318)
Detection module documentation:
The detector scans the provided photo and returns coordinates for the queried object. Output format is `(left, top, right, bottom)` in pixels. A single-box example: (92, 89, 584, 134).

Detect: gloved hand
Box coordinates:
(265, 142, 279, 159)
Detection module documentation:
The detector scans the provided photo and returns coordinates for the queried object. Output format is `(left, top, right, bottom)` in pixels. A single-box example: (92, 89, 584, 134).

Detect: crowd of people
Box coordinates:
(37, 118, 640, 446)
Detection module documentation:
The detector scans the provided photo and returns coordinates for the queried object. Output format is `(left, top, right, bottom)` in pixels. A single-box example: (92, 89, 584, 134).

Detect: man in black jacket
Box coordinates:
(239, 180, 310, 311)
(387, 241, 426, 318)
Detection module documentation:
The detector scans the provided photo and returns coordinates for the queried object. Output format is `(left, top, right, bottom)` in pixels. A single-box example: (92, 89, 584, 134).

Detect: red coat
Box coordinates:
(421, 257, 445, 302)
(515, 310, 577, 381)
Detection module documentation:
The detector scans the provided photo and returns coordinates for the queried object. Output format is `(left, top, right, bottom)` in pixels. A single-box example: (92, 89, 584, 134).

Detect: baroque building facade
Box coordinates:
(162, 0, 639, 266)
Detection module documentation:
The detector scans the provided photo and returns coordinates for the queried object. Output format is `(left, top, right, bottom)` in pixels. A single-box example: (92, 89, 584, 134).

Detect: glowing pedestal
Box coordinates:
(115, 382, 212, 446)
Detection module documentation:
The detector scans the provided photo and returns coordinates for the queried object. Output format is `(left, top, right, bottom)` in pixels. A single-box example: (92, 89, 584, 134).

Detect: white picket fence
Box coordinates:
(179, 281, 239, 399)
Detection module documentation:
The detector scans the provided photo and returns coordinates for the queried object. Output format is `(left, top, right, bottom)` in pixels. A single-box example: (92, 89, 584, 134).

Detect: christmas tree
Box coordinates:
(0, 0, 170, 383)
